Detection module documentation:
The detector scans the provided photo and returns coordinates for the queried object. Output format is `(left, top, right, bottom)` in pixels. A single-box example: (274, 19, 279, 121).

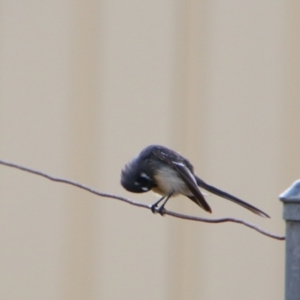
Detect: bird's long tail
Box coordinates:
(195, 176, 270, 218)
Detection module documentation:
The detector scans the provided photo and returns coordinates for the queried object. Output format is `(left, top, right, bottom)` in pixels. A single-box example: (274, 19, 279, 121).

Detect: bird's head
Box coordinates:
(121, 156, 156, 193)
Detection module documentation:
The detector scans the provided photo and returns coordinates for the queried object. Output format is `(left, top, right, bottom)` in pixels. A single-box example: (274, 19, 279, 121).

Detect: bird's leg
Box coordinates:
(150, 196, 165, 213)
(156, 193, 173, 216)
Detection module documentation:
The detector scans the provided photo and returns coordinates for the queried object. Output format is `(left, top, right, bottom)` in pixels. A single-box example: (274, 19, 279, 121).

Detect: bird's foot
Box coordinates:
(150, 204, 165, 216)
(150, 204, 157, 214)
(156, 205, 165, 216)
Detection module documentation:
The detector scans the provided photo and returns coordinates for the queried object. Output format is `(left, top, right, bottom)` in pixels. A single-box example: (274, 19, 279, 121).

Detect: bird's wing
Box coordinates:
(152, 149, 212, 213)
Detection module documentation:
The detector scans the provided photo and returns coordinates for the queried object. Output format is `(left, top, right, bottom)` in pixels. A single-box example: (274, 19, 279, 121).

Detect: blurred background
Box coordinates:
(0, 1, 299, 299)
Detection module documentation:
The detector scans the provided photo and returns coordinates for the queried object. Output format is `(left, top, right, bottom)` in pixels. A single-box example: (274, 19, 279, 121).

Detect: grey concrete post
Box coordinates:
(280, 180, 300, 300)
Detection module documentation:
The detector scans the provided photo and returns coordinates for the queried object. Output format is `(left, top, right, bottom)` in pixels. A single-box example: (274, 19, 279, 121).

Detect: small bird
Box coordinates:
(121, 145, 269, 218)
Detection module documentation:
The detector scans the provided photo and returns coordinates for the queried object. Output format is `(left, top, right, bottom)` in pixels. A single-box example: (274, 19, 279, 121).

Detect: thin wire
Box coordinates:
(0, 159, 285, 240)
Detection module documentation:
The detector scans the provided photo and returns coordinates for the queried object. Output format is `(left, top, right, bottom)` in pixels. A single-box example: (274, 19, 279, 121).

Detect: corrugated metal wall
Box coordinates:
(0, 1, 298, 299)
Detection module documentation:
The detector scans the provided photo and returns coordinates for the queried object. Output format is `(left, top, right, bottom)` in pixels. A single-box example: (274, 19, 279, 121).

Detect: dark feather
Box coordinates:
(195, 176, 270, 218)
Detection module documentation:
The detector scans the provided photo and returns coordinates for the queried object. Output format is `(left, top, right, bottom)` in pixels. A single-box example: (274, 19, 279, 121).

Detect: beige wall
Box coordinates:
(0, 1, 298, 299)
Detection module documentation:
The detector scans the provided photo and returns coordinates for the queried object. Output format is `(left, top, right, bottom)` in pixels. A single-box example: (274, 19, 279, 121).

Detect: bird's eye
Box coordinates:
(135, 175, 149, 186)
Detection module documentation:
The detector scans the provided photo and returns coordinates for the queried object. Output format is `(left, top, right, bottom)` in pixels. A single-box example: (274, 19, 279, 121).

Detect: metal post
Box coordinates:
(280, 180, 300, 300)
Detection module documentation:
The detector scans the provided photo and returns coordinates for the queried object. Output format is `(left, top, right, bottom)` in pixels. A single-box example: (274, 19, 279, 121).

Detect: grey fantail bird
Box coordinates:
(121, 145, 269, 218)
